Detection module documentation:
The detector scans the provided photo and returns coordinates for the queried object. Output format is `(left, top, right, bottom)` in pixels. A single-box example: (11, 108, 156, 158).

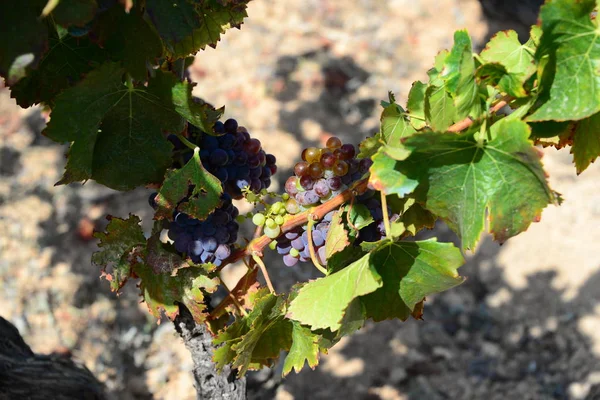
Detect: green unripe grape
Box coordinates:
(282, 193, 290, 200)
(271, 202, 283, 214)
(264, 225, 281, 239)
(274, 215, 285, 225)
(290, 248, 300, 257)
(265, 218, 277, 229)
(269, 240, 277, 250)
(277, 207, 286, 215)
(252, 213, 266, 226)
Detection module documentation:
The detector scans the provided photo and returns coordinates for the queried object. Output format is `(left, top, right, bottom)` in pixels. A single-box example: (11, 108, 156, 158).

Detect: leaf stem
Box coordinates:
(306, 216, 327, 275)
(404, 113, 426, 121)
(380, 192, 392, 240)
(252, 254, 275, 294)
(177, 134, 198, 152)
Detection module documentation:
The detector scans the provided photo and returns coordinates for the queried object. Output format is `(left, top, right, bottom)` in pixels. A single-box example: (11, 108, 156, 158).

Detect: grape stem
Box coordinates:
(380, 192, 392, 240)
(177, 134, 198, 151)
(252, 253, 275, 294)
(306, 216, 327, 275)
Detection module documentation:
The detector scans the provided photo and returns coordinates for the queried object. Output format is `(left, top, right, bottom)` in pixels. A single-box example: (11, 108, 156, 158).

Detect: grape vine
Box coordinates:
(1, 0, 599, 385)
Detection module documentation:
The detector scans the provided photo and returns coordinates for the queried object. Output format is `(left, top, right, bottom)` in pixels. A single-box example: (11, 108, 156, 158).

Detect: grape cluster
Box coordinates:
(274, 211, 334, 267)
(171, 119, 277, 199)
(284, 137, 372, 210)
(149, 193, 239, 267)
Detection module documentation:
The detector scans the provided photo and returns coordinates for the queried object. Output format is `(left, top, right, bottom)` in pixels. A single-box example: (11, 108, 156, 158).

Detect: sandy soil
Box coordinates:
(1, 1, 599, 399)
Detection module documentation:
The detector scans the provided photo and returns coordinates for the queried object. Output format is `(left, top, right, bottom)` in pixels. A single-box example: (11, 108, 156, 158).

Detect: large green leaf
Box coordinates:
(146, 0, 249, 57)
(479, 29, 536, 97)
(155, 148, 223, 221)
(287, 252, 382, 331)
(441, 30, 481, 119)
(407, 81, 427, 129)
(52, 0, 98, 27)
(94, 7, 163, 81)
(361, 239, 464, 321)
(398, 119, 559, 250)
(0, 1, 48, 83)
(528, 0, 600, 121)
(380, 93, 416, 146)
(571, 111, 600, 173)
(93, 214, 146, 291)
(44, 63, 217, 190)
(368, 148, 419, 197)
(10, 25, 107, 107)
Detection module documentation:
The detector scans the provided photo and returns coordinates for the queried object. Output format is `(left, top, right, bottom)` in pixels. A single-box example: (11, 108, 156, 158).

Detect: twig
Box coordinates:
(306, 216, 327, 275)
(252, 254, 275, 294)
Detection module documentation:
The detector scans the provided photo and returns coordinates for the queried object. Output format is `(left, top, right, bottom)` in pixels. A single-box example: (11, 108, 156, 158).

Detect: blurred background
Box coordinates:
(1, 0, 599, 399)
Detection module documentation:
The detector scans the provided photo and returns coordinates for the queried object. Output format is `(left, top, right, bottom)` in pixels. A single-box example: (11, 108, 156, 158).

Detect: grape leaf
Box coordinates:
(441, 30, 481, 119)
(146, 0, 249, 57)
(425, 84, 457, 131)
(407, 81, 427, 129)
(479, 30, 536, 97)
(388, 195, 436, 237)
(52, 0, 97, 27)
(358, 133, 383, 159)
(282, 321, 320, 377)
(134, 262, 219, 324)
(10, 25, 107, 107)
(94, 7, 163, 81)
(380, 93, 416, 147)
(361, 239, 464, 321)
(155, 148, 223, 221)
(93, 214, 146, 291)
(398, 118, 559, 250)
(348, 203, 374, 230)
(0, 1, 48, 83)
(571, 111, 600, 173)
(287, 252, 382, 331)
(324, 210, 350, 261)
(44, 63, 199, 190)
(529, 120, 573, 139)
(528, 0, 600, 121)
(368, 148, 419, 197)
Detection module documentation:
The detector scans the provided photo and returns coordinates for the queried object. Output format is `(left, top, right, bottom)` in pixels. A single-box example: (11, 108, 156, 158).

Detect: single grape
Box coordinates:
(304, 190, 319, 205)
(275, 215, 285, 226)
(215, 244, 231, 260)
(285, 176, 299, 196)
(326, 136, 342, 150)
(294, 161, 309, 177)
(333, 160, 349, 176)
(283, 254, 299, 267)
(339, 144, 356, 160)
(291, 237, 305, 250)
(299, 175, 314, 190)
(264, 225, 281, 239)
(224, 119, 238, 134)
(359, 158, 373, 173)
(289, 248, 300, 257)
(320, 152, 337, 168)
(312, 229, 325, 247)
(271, 202, 283, 214)
(308, 162, 324, 179)
(265, 218, 277, 229)
(326, 176, 342, 191)
(252, 213, 266, 226)
(269, 240, 278, 250)
(276, 241, 292, 254)
(304, 147, 321, 163)
(317, 246, 327, 264)
(244, 138, 261, 154)
(313, 179, 330, 198)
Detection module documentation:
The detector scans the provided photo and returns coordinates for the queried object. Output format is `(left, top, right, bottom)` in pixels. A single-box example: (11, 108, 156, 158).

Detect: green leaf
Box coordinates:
(92, 214, 146, 291)
(155, 148, 223, 221)
(287, 252, 382, 331)
(348, 203, 374, 230)
(52, 0, 97, 27)
(479, 30, 536, 97)
(169, 85, 224, 133)
(528, 0, 600, 121)
(407, 81, 427, 130)
(424, 84, 457, 131)
(441, 30, 481, 119)
(134, 262, 219, 324)
(44, 63, 186, 190)
(282, 322, 320, 377)
(399, 118, 559, 249)
(368, 148, 419, 197)
(571, 111, 600, 173)
(146, 0, 249, 57)
(0, 1, 48, 83)
(380, 93, 416, 146)
(388, 195, 436, 237)
(361, 239, 464, 321)
(94, 7, 163, 81)
(529, 120, 573, 139)
(358, 133, 383, 159)
(10, 25, 107, 107)
(324, 210, 350, 261)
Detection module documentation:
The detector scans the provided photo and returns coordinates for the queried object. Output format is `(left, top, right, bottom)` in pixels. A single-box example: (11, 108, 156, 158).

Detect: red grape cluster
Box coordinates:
(283, 137, 372, 211)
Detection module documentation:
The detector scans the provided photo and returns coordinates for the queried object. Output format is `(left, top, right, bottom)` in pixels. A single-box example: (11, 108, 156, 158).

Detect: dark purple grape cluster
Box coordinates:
(171, 119, 277, 199)
(149, 193, 239, 267)
(283, 137, 372, 211)
(275, 211, 334, 267)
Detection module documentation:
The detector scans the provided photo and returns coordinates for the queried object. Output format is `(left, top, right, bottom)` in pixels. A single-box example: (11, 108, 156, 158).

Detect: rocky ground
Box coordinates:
(1, 1, 599, 399)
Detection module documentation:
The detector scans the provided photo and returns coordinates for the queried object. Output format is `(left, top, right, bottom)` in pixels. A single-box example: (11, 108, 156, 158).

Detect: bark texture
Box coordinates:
(174, 305, 247, 400)
(0, 317, 106, 400)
